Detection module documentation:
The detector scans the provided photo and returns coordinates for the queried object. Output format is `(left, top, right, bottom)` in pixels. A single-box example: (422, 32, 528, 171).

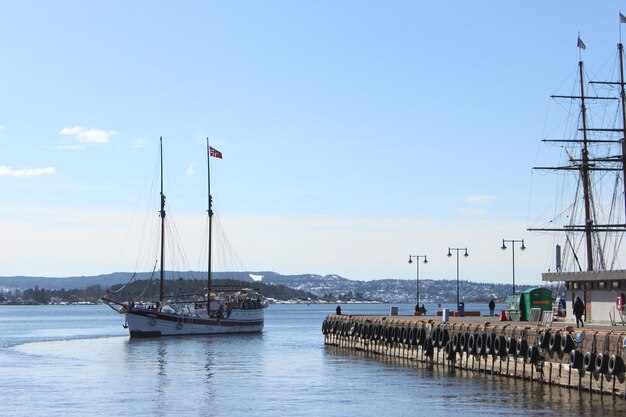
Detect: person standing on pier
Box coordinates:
(573, 296, 585, 328)
(336, 305, 342, 315)
(488, 299, 496, 316)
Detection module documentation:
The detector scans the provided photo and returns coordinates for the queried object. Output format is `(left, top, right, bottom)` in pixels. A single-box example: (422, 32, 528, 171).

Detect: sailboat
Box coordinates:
(102, 138, 266, 337)
(530, 22, 626, 322)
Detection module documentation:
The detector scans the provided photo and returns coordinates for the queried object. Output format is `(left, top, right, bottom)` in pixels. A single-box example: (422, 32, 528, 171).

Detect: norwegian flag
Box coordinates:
(209, 146, 222, 159)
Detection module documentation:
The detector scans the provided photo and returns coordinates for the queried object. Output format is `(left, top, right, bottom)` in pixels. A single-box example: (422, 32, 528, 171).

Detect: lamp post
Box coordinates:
(501, 239, 526, 295)
(408, 254, 427, 310)
(447, 247, 468, 314)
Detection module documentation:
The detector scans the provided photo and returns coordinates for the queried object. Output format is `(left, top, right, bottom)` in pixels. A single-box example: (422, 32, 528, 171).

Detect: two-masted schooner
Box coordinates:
(102, 138, 266, 337)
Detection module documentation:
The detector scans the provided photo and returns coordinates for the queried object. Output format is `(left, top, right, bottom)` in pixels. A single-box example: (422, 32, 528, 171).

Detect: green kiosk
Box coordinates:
(505, 287, 553, 321)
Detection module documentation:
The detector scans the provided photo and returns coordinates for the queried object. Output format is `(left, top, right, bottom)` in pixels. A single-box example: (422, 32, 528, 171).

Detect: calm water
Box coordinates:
(0, 303, 624, 416)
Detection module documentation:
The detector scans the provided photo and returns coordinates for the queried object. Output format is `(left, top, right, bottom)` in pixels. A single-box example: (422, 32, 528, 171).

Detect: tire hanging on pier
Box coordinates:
(452, 333, 462, 353)
(595, 353, 609, 374)
(526, 345, 540, 364)
(485, 333, 496, 355)
(424, 337, 434, 357)
(417, 327, 427, 346)
(569, 350, 584, 369)
(493, 336, 507, 357)
(459, 333, 469, 353)
(444, 341, 456, 361)
(402, 327, 410, 345)
(539, 330, 551, 349)
(438, 328, 449, 347)
(560, 333, 575, 353)
(476, 333, 488, 356)
(505, 337, 517, 355)
(549, 332, 562, 353)
(467, 333, 477, 355)
(384, 326, 392, 343)
(515, 339, 528, 357)
(608, 354, 625, 375)
(583, 351, 596, 372)
(432, 328, 441, 348)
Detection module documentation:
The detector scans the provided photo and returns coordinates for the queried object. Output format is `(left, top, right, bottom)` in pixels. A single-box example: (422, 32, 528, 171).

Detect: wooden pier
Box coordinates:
(322, 314, 626, 396)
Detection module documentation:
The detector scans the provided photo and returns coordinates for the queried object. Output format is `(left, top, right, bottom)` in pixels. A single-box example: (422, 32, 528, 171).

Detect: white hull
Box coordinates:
(125, 307, 264, 337)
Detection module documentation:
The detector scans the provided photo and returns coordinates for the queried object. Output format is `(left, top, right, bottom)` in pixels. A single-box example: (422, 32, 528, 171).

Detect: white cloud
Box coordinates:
(59, 126, 116, 144)
(466, 194, 497, 203)
(57, 144, 86, 150)
(0, 166, 55, 177)
(133, 138, 148, 148)
(185, 163, 195, 177)
(456, 207, 490, 217)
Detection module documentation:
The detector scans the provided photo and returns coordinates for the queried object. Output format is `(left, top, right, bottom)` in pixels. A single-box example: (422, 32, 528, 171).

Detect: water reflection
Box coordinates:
(324, 345, 626, 417)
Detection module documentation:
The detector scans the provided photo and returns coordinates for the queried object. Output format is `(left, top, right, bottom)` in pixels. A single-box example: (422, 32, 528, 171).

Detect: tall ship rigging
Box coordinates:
(102, 138, 266, 337)
(531, 20, 626, 323)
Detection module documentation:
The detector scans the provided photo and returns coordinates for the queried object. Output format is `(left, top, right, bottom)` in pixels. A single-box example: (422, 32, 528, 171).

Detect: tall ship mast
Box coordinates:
(531, 23, 626, 323)
(531, 46, 626, 271)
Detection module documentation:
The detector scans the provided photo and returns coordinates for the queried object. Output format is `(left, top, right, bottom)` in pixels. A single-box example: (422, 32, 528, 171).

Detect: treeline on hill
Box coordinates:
(105, 278, 318, 302)
(0, 279, 320, 305)
(0, 285, 106, 304)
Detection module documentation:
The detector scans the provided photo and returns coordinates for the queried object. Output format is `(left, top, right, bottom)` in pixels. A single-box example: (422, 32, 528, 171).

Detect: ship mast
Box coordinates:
(207, 138, 213, 315)
(530, 42, 626, 271)
(619, 42, 626, 219)
(159, 136, 166, 302)
(578, 60, 595, 271)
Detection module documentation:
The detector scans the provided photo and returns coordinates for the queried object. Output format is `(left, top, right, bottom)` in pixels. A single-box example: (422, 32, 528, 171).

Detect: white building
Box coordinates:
(542, 270, 626, 324)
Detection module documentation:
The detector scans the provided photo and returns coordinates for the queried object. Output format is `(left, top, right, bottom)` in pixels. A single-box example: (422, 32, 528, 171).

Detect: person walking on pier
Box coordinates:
(488, 299, 496, 316)
(573, 296, 585, 328)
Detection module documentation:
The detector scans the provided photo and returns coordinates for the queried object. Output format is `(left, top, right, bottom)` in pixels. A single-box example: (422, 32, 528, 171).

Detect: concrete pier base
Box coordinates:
(322, 314, 626, 397)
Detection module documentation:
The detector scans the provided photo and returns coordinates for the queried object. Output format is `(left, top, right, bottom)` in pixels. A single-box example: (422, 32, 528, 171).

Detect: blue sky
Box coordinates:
(1, 1, 625, 284)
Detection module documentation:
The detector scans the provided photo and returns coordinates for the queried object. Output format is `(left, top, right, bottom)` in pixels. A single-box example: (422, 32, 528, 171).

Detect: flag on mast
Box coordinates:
(577, 35, 586, 50)
(209, 146, 222, 159)
(620, 12, 626, 23)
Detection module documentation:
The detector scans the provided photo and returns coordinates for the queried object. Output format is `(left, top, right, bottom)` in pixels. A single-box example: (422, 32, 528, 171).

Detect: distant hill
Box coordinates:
(0, 271, 552, 303)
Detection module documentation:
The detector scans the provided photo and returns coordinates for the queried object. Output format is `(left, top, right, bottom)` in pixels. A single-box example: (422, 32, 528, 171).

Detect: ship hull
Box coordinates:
(125, 308, 264, 337)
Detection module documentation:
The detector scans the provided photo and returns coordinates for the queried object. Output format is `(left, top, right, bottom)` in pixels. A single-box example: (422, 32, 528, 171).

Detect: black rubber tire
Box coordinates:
(506, 337, 517, 355)
(526, 345, 539, 364)
(494, 335, 507, 357)
(539, 330, 551, 349)
(595, 353, 609, 374)
(516, 339, 528, 357)
(561, 333, 575, 353)
(583, 351, 596, 372)
(569, 350, 583, 369)
(486, 333, 496, 355)
(438, 328, 449, 347)
(549, 332, 562, 353)
(608, 354, 625, 375)
(467, 333, 477, 355)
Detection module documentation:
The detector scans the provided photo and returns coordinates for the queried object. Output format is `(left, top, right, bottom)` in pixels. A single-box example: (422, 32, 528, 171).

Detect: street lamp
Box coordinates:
(447, 247, 469, 314)
(501, 239, 526, 295)
(408, 254, 427, 310)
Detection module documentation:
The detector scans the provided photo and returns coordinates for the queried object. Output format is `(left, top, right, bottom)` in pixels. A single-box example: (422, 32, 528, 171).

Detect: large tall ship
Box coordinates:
(102, 138, 266, 337)
(531, 19, 626, 323)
